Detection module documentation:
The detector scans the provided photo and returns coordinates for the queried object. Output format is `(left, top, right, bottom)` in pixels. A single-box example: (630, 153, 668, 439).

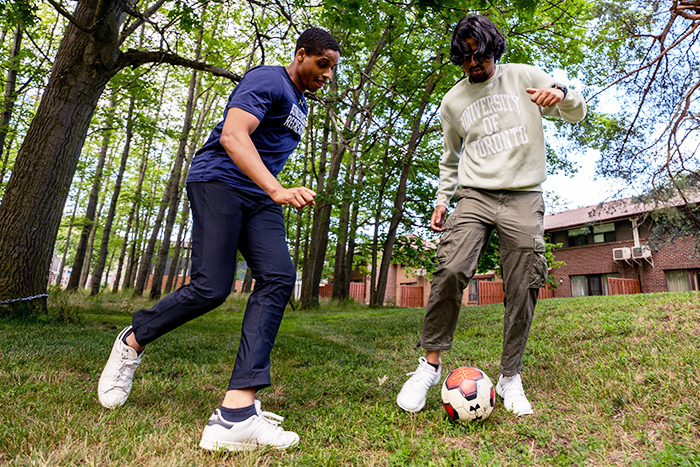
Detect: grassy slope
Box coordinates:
(1, 291, 699, 466)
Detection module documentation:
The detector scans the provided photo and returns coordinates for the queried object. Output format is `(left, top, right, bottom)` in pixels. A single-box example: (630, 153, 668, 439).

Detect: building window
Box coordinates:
(665, 270, 700, 292)
(567, 227, 589, 247)
(593, 223, 616, 243)
(570, 273, 620, 297)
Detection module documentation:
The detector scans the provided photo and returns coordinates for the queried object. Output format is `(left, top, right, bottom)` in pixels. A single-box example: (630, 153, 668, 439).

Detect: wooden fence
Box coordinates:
(318, 284, 333, 298)
(479, 281, 504, 305)
(349, 282, 366, 303)
(608, 277, 641, 295)
(400, 285, 424, 308)
(538, 286, 555, 299)
(479, 280, 554, 305)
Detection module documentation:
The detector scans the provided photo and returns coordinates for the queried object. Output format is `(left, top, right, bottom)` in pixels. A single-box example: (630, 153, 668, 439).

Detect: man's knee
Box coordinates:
(256, 260, 297, 292)
(190, 281, 231, 308)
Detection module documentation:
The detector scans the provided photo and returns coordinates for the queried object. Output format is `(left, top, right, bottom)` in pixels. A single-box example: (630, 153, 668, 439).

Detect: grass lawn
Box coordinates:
(1, 290, 700, 466)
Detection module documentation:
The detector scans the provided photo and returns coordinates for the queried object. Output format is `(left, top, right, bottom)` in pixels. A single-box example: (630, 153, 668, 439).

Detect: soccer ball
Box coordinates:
(441, 366, 495, 422)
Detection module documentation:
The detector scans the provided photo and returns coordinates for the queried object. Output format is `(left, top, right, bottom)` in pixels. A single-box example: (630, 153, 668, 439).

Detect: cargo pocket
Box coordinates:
(528, 236, 548, 289)
(435, 215, 456, 264)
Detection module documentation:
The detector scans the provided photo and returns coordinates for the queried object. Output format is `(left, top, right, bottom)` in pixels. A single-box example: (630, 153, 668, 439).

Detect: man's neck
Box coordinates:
(285, 64, 305, 93)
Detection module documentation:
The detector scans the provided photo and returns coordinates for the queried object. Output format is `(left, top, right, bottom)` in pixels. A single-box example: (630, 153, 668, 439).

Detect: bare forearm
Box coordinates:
(220, 132, 284, 197)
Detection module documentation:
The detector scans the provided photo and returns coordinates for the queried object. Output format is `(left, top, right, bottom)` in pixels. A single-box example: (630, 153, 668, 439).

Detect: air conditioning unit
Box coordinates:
(612, 247, 631, 261)
(631, 245, 652, 259)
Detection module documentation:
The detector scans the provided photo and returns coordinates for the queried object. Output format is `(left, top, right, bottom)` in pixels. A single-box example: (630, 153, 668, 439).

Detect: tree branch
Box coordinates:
(46, 0, 93, 33)
(119, 49, 242, 81)
(120, 0, 168, 44)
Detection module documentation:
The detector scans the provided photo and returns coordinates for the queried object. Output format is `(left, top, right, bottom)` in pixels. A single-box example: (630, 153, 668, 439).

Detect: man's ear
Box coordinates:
(295, 47, 307, 62)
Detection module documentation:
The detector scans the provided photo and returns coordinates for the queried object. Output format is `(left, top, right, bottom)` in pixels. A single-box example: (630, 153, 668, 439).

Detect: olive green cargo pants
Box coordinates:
(419, 188, 548, 377)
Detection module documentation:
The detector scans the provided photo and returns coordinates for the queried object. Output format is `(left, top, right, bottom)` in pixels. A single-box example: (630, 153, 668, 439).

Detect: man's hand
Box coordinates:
(430, 205, 448, 232)
(270, 186, 317, 209)
(526, 87, 564, 107)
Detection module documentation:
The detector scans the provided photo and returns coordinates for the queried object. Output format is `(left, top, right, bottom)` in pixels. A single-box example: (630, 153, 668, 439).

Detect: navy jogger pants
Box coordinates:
(131, 181, 296, 390)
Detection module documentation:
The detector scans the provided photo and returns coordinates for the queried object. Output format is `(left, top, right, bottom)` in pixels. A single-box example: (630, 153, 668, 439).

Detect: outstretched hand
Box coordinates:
(271, 186, 317, 209)
(526, 87, 564, 107)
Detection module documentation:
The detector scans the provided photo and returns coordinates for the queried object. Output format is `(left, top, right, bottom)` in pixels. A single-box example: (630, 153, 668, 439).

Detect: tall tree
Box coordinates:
(371, 50, 445, 307)
(90, 96, 135, 295)
(0, 0, 238, 311)
(0, 24, 22, 184)
(300, 23, 389, 309)
(66, 95, 117, 290)
(150, 22, 204, 300)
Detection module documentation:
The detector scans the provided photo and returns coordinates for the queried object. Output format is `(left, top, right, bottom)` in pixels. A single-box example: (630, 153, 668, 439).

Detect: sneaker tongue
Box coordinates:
(254, 399, 262, 415)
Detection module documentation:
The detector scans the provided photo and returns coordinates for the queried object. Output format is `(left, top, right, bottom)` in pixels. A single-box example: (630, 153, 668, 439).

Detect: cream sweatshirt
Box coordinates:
(436, 63, 587, 207)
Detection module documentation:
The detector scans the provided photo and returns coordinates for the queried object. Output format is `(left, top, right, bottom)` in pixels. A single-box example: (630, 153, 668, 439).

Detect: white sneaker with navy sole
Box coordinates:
(98, 325, 142, 409)
(496, 373, 533, 415)
(199, 400, 300, 451)
(396, 357, 442, 413)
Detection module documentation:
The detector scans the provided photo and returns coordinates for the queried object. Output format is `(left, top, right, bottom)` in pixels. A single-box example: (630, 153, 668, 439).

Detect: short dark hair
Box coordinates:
(295, 27, 341, 57)
(449, 15, 506, 66)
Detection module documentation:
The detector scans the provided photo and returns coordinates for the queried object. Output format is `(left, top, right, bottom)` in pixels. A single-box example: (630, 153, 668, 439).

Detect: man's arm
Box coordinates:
(433, 105, 463, 232)
(219, 107, 316, 208)
(523, 66, 587, 122)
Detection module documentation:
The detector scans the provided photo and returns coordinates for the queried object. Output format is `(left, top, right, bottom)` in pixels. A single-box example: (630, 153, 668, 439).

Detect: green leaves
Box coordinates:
(166, 0, 201, 33)
(0, 0, 38, 27)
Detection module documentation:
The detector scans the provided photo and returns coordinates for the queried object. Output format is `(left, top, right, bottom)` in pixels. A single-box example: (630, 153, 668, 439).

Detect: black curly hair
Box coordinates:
(295, 27, 341, 57)
(449, 15, 506, 66)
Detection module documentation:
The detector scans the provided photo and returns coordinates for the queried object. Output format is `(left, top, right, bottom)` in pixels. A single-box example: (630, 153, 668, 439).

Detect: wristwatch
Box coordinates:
(551, 83, 567, 98)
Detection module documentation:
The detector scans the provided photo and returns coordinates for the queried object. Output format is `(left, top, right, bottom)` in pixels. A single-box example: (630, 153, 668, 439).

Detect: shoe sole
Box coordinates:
(396, 398, 425, 413)
(199, 437, 299, 451)
(495, 383, 533, 416)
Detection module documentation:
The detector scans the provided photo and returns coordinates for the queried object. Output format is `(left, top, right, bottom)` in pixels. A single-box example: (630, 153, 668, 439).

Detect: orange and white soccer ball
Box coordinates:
(441, 366, 495, 422)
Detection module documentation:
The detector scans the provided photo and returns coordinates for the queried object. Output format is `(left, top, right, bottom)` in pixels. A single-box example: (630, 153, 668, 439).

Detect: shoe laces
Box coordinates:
(253, 400, 285, 432)
(405, 357, 439, 388)
(115, 347, 140, 384)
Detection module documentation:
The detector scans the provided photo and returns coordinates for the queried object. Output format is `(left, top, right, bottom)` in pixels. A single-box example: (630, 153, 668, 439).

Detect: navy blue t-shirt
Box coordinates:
(187, 66, 308, 195)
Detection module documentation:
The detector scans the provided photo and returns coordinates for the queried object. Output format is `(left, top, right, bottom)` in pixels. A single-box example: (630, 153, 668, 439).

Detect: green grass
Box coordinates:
(1, 291, 700, 466)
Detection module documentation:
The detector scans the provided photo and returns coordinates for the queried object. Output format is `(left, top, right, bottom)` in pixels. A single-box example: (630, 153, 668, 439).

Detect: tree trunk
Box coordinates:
(0, 24, 22, 188)
(149, 21, 203, 300)
(164, 194, 189, 294)
(112, 152, 148, 292)
(242, 267, 253, 293)
(90, 97, 135, 295)
(164, 87, 212, 294)
(178, 237, 191, 289)
(299, 24, 389, 309)
(103, 246, 116, 290)
(66, 95, 117, 290)
(56, 171, 85, 287)
(124, 207, 140, 290)
(299, 110, 329, 309)
(134, 169, 172, 295)
(371, 55, 444, 307)
(369, 145, 389, 307)
(81, 163, 113, 289)
(344, 167, 364, 298)
(331, 155, 354, 300)
(123, 66, 172, 291)
(0, 0, 238, 311)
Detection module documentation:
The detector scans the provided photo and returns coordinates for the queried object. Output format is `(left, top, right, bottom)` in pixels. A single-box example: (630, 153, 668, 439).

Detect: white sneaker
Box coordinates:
(98, 326, 142, 409)
(496, 373, 533, 415)
(199, 400, 300, 451)
(396, 357, 442, 413)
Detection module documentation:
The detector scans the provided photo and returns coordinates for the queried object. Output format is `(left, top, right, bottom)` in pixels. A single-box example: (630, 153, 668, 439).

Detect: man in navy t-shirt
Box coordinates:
(98, 28, 340, 451)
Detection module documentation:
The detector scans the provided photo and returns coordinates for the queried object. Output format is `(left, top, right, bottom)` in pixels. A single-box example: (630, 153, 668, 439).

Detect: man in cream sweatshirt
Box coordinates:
(397, 15, 586, 416)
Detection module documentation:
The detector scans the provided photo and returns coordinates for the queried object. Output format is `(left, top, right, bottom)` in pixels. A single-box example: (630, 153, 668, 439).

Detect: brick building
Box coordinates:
(544, 195, 700, 297)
